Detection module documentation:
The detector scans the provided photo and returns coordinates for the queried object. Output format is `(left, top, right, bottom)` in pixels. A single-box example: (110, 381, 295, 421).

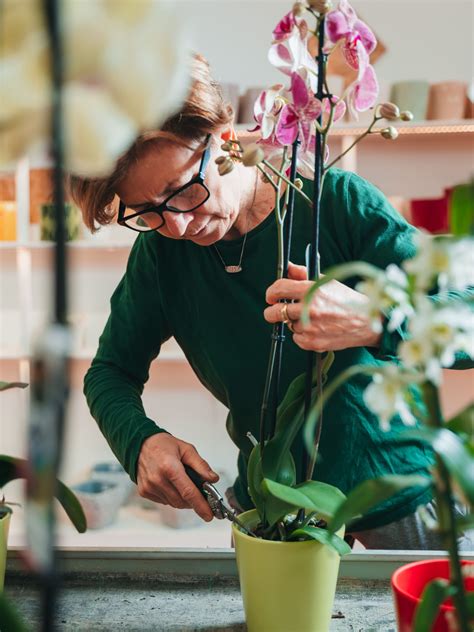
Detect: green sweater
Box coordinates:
(85, 168, 453, 532)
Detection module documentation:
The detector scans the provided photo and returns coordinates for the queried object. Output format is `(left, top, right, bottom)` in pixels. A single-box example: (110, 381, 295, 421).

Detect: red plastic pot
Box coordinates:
(391, 559, 474, 632)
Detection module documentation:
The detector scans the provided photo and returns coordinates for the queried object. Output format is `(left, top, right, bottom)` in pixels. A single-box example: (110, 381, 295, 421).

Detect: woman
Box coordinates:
(70, 55, 472, 550)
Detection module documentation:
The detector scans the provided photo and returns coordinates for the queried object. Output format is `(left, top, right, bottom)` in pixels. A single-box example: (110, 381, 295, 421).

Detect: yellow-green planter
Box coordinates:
(0, 511, 11, 592)
(232, 509, 345, 632)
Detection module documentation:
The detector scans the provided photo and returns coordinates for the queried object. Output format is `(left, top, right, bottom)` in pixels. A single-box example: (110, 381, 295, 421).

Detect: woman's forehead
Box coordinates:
(116, 141, 199, 200)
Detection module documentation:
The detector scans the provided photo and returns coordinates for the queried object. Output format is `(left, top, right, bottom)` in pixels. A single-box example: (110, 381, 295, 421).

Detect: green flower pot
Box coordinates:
(0, 511, 11, 592)
(232, 509, 345, 632)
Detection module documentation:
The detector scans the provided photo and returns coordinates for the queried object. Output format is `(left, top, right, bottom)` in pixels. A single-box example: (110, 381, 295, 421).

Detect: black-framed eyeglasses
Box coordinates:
(117, 134, 212, 233)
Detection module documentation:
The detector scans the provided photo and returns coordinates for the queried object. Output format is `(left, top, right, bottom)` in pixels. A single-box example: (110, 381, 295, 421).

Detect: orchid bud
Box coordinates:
(221, 141, 233, 152)
(294, 178, 303, 190)
(308, 0, 332, 13)
(218, 156, 235, 176)
(381, 126, 399, 140)
(215, 156, 226, 165)
(242, 144, 265, 167)
(400, 110, 414, 122)
(378, 102, 400, 121)
(292, 2, 307, 16)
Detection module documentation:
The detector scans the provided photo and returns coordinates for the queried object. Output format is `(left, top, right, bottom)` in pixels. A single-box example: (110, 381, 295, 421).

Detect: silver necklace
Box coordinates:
(213, 170, 258, 274)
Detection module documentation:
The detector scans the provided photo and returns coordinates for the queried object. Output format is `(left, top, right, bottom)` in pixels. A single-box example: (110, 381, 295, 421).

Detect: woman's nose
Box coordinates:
(162, 211, 194, 237)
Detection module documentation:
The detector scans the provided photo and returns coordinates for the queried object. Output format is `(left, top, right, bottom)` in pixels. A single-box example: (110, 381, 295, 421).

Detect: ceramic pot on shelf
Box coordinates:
(232, 509, 345, 632)
(427, 81, 468, 120)
(390, 80, 430, 121)
(392, 559, 474, 632)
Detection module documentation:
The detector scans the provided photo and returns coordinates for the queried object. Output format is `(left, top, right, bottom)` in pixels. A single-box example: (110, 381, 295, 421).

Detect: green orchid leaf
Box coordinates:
(304, 364, 378, 455)
(450, 181, 474, 236)
(263, 494, 299, 528)
(446, 404, 474, 442)
(301, 261, 383, 325)
(456, 513, 474, 534)
(247, 445, 266, 517)
(394, 427, 474, 505)
(413, 578, 454, 632)
(263, 478, 346, 522)
(0, 593, 28, 632)
(328, 474, 431, 534)
(262, 399, 304, 483)
(263, 353, 335, 485)
(287, 525, 352, 557)
(0, 455, 87, 533)
(0, 381, 28, 392)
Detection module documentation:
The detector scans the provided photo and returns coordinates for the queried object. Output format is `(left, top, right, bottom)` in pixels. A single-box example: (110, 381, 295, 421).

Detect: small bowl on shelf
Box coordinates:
(91, 461, 135, 506)
(71, 479, 123, 530)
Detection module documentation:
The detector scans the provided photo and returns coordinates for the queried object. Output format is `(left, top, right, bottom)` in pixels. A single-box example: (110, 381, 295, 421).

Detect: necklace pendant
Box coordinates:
(225, 265, 242, 273)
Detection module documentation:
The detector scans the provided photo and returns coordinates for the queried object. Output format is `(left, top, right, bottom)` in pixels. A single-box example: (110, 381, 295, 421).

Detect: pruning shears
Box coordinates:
(184, 465, 256, 537)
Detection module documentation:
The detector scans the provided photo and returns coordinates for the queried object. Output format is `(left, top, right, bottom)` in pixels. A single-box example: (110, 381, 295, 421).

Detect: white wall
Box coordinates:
(179, 0, 473, 91)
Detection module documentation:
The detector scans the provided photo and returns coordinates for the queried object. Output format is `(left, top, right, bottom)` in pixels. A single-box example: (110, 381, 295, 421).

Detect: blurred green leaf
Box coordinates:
(413, 578, 453, 632)
(395, 427, 474, 506)
(450, 181, 474, 236)
(0, 593, 28, 631)
(456, 513, 474, 534)
(0, 382, 28, 392)
(287, 525, 352, 556)
(263, 478, 346, 522)
(304, 364, 378, 455)
(0, 455, 87, 533)
(446, 404, 474, 443)
(328, 474, 431, 534)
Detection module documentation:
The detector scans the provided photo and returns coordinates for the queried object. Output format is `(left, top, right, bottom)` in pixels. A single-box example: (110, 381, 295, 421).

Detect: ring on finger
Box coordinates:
(280, 303, 290, 324)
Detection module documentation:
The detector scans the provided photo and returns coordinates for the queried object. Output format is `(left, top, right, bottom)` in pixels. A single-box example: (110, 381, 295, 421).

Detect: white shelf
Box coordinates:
(236, 118, 474, 137)
(8, 503, 233, 550)
(0, 240, 134, 252)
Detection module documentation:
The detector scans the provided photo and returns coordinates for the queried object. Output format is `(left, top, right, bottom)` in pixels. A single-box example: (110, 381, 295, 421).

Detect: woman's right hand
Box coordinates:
(136, 433, 220, 522)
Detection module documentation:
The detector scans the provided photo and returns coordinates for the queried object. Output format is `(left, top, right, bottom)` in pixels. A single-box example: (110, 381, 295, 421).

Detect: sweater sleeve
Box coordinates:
(83, 232, 172, 483)
(341, 171, 474, 368)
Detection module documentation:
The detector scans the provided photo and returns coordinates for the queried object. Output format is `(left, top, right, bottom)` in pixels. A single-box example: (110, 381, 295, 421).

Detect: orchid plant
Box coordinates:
(218, 2, 474, 631)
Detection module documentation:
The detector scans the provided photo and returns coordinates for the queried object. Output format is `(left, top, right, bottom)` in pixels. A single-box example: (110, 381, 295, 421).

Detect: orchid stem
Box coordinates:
(422, 381, 470, 632)
(262, 160, 312, 206)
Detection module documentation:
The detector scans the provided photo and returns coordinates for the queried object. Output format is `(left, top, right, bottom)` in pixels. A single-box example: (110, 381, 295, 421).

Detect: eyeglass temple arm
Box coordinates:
(198, 134, 212, 180)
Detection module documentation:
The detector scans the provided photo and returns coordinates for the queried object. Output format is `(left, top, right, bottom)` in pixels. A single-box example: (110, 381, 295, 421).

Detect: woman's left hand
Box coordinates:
(264, 262, 381, 353)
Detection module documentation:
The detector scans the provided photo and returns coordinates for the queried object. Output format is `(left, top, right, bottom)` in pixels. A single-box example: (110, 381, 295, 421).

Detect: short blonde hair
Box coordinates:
(68, 54, 233, 232)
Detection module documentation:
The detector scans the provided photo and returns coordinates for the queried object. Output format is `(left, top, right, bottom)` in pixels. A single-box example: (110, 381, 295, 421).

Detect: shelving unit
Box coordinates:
(2, 119, 473, 550)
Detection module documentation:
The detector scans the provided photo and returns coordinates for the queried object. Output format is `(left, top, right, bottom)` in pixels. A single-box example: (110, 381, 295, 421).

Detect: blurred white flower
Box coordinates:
(399, 297, 474, 385)
(0, 0, 190, 177)
(356, 264, 413, 333)
(363, 364, 416, 431)
(404, 233, 474, 292)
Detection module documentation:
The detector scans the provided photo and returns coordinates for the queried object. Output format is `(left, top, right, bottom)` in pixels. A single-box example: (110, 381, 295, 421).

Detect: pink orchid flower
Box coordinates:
(268, 30, 319, 93)
(251, 84, 286, 139)
(325, 0, 376, 71)
(347, 62, 378, 115)
(275, 72, 322, 151)
(346, 41, 379, 114)
(323, 95, 346, 124)
(272, 10, 305, 42)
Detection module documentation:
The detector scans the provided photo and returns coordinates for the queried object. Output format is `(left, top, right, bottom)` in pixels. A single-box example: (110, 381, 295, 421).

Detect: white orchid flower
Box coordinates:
(404, 233, 474, 292)
(0, 0, 190, 177)
(356, 264, 413, 333)
(363, 364, 416, 432)
(399, 297, 474, 384)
